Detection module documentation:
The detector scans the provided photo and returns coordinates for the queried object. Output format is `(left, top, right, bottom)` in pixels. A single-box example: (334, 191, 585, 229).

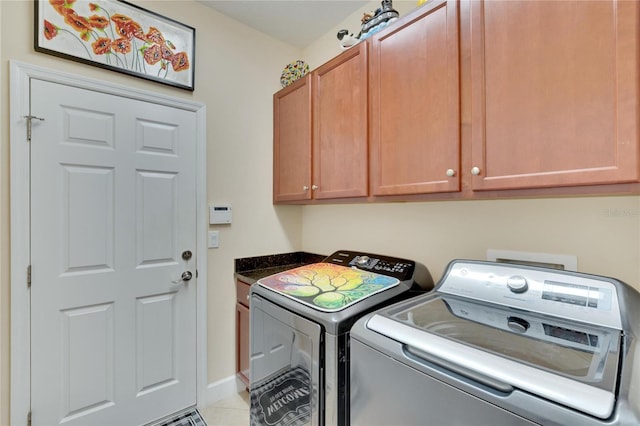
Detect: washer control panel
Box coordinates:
(438, 260, 623, 330)
(324, 250, 415, 281)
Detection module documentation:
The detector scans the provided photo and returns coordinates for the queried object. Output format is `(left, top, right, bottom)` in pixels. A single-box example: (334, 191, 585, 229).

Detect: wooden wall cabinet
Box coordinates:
(273, 0, 640, 203)
(369, 0, 461, 196)
(236, 279, 251, 387)
(469, 0, 639, 191)
(312, 43, 368, 199)
(273, 43, 368, 202)
(273, 75, 312, 203)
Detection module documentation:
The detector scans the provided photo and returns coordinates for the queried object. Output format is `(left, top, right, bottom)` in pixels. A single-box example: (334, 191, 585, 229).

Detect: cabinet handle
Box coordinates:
(446, 169, 456, 177)
(471, 166, 481, 176)
(303, 185, 309, 191)
(312, 185, 318, 190)
(246, 294, 250, 301)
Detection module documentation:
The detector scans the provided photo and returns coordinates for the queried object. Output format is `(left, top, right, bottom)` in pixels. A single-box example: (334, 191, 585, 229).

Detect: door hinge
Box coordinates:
(27, 410, 32, 426)
(27, 265, 31, 288)
(24, 115, 45, 142)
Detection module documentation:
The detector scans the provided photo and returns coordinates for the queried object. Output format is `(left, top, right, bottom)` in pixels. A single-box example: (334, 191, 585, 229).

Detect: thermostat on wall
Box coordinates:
(209, 204, 232, 224)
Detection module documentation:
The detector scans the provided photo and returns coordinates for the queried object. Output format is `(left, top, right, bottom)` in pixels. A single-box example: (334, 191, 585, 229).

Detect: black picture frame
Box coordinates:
(35, 0, 196, 91)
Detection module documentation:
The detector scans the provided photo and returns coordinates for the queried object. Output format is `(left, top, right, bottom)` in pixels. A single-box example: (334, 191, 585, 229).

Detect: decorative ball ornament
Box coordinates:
(280, 60, 310, 88)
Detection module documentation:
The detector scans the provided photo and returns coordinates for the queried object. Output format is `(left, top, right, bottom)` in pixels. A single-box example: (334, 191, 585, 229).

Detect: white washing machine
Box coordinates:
(350, 260, 640, 425)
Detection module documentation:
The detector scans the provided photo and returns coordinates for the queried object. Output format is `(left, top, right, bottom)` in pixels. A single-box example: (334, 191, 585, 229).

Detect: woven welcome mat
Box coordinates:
(250, 366, 312, 426)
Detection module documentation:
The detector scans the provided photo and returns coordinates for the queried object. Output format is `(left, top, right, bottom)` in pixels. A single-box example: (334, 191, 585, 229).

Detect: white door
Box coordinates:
(30, 78, 197, 426)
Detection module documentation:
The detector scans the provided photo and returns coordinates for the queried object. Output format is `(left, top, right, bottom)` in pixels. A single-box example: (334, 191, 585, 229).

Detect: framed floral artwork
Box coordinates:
(35, 0, 196, 91)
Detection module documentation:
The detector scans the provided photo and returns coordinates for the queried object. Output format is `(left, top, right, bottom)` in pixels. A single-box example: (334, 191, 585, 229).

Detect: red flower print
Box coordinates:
(170, 52, 190, 72)
(43, 20, 58, 40)
(88, 14, 108, 29)
(143, 44, 162, 65)
(43, 2, 191, 84)
(91, 37, 112, 55)
(64, 10, 91, 33)
(111, 13, 139, 39)
(145, 27, 165, 45)
(111, 37, 131, 54)
(114, 24, 127, 38)
(110, 13, 132, 25)
(127, 21, 145, 40)
(160, 44, 173, 60)
(57, 6, 76, 18)
(48, 0, 66, 15)
(49, 0, 75, 14)
(113, 19, 144, 40)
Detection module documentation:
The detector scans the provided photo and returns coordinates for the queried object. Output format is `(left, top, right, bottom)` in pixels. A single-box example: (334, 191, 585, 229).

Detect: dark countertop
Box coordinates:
(235, 251, 326, 284)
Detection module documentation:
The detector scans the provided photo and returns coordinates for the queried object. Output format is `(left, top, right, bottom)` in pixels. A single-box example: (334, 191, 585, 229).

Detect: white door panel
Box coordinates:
(30, 79, 197, 426)
(61, 303, 116, 418)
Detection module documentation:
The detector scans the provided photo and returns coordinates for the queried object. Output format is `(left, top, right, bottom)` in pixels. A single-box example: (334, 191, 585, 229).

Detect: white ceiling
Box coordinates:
(198, 1, 370, 48)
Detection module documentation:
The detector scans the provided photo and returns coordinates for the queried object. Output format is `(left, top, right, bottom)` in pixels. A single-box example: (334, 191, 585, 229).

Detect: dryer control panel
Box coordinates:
(324, 250, 415, 281)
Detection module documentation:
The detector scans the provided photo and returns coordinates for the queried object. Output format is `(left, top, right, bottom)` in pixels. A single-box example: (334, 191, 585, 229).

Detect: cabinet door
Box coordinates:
(470, 0, 639, 190)
(236, 302, 250, 386)
(369, 0, 460, 196)
(236, 280, 251, 386)
(312, 43, 368, 199)
(273, 75, 312, 202)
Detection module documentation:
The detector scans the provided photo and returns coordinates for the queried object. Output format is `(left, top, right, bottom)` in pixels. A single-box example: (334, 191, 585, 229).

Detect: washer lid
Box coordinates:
(257, 262, 400, 312)
(367, 294, 622, 419)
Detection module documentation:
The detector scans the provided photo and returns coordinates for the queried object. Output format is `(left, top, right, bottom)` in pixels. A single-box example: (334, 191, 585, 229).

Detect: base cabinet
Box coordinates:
(236, 280, 251, 387)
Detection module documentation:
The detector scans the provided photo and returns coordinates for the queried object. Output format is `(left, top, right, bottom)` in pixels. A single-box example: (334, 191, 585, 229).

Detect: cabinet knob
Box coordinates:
(471, 166, 481, 176)
(303, 185, 309, 191)
(446, 169, 456, 177)
(311, 185, 318, 190)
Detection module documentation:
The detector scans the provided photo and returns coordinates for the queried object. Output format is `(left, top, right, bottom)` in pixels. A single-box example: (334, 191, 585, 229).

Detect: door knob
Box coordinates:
(173, 271, 193, 283)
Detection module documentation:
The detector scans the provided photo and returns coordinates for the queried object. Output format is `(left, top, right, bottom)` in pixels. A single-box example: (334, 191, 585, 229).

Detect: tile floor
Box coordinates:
(200, 391, 250, 425)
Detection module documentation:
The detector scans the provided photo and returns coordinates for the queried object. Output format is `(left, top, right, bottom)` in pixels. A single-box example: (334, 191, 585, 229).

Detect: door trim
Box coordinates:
(9, 60, 208, 425)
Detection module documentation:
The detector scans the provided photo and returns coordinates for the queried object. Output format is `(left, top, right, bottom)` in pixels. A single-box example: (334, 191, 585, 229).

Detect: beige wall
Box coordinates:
(301, 198, 640, 288)
(0, 0, 302, 422)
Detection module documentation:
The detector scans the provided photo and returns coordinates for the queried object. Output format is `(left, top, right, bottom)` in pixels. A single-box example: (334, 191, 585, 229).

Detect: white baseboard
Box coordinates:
(200, 375, 248, 408)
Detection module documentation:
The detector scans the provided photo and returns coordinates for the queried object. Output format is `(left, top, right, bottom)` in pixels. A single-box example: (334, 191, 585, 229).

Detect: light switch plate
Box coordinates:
(208, 231, 219, 248)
